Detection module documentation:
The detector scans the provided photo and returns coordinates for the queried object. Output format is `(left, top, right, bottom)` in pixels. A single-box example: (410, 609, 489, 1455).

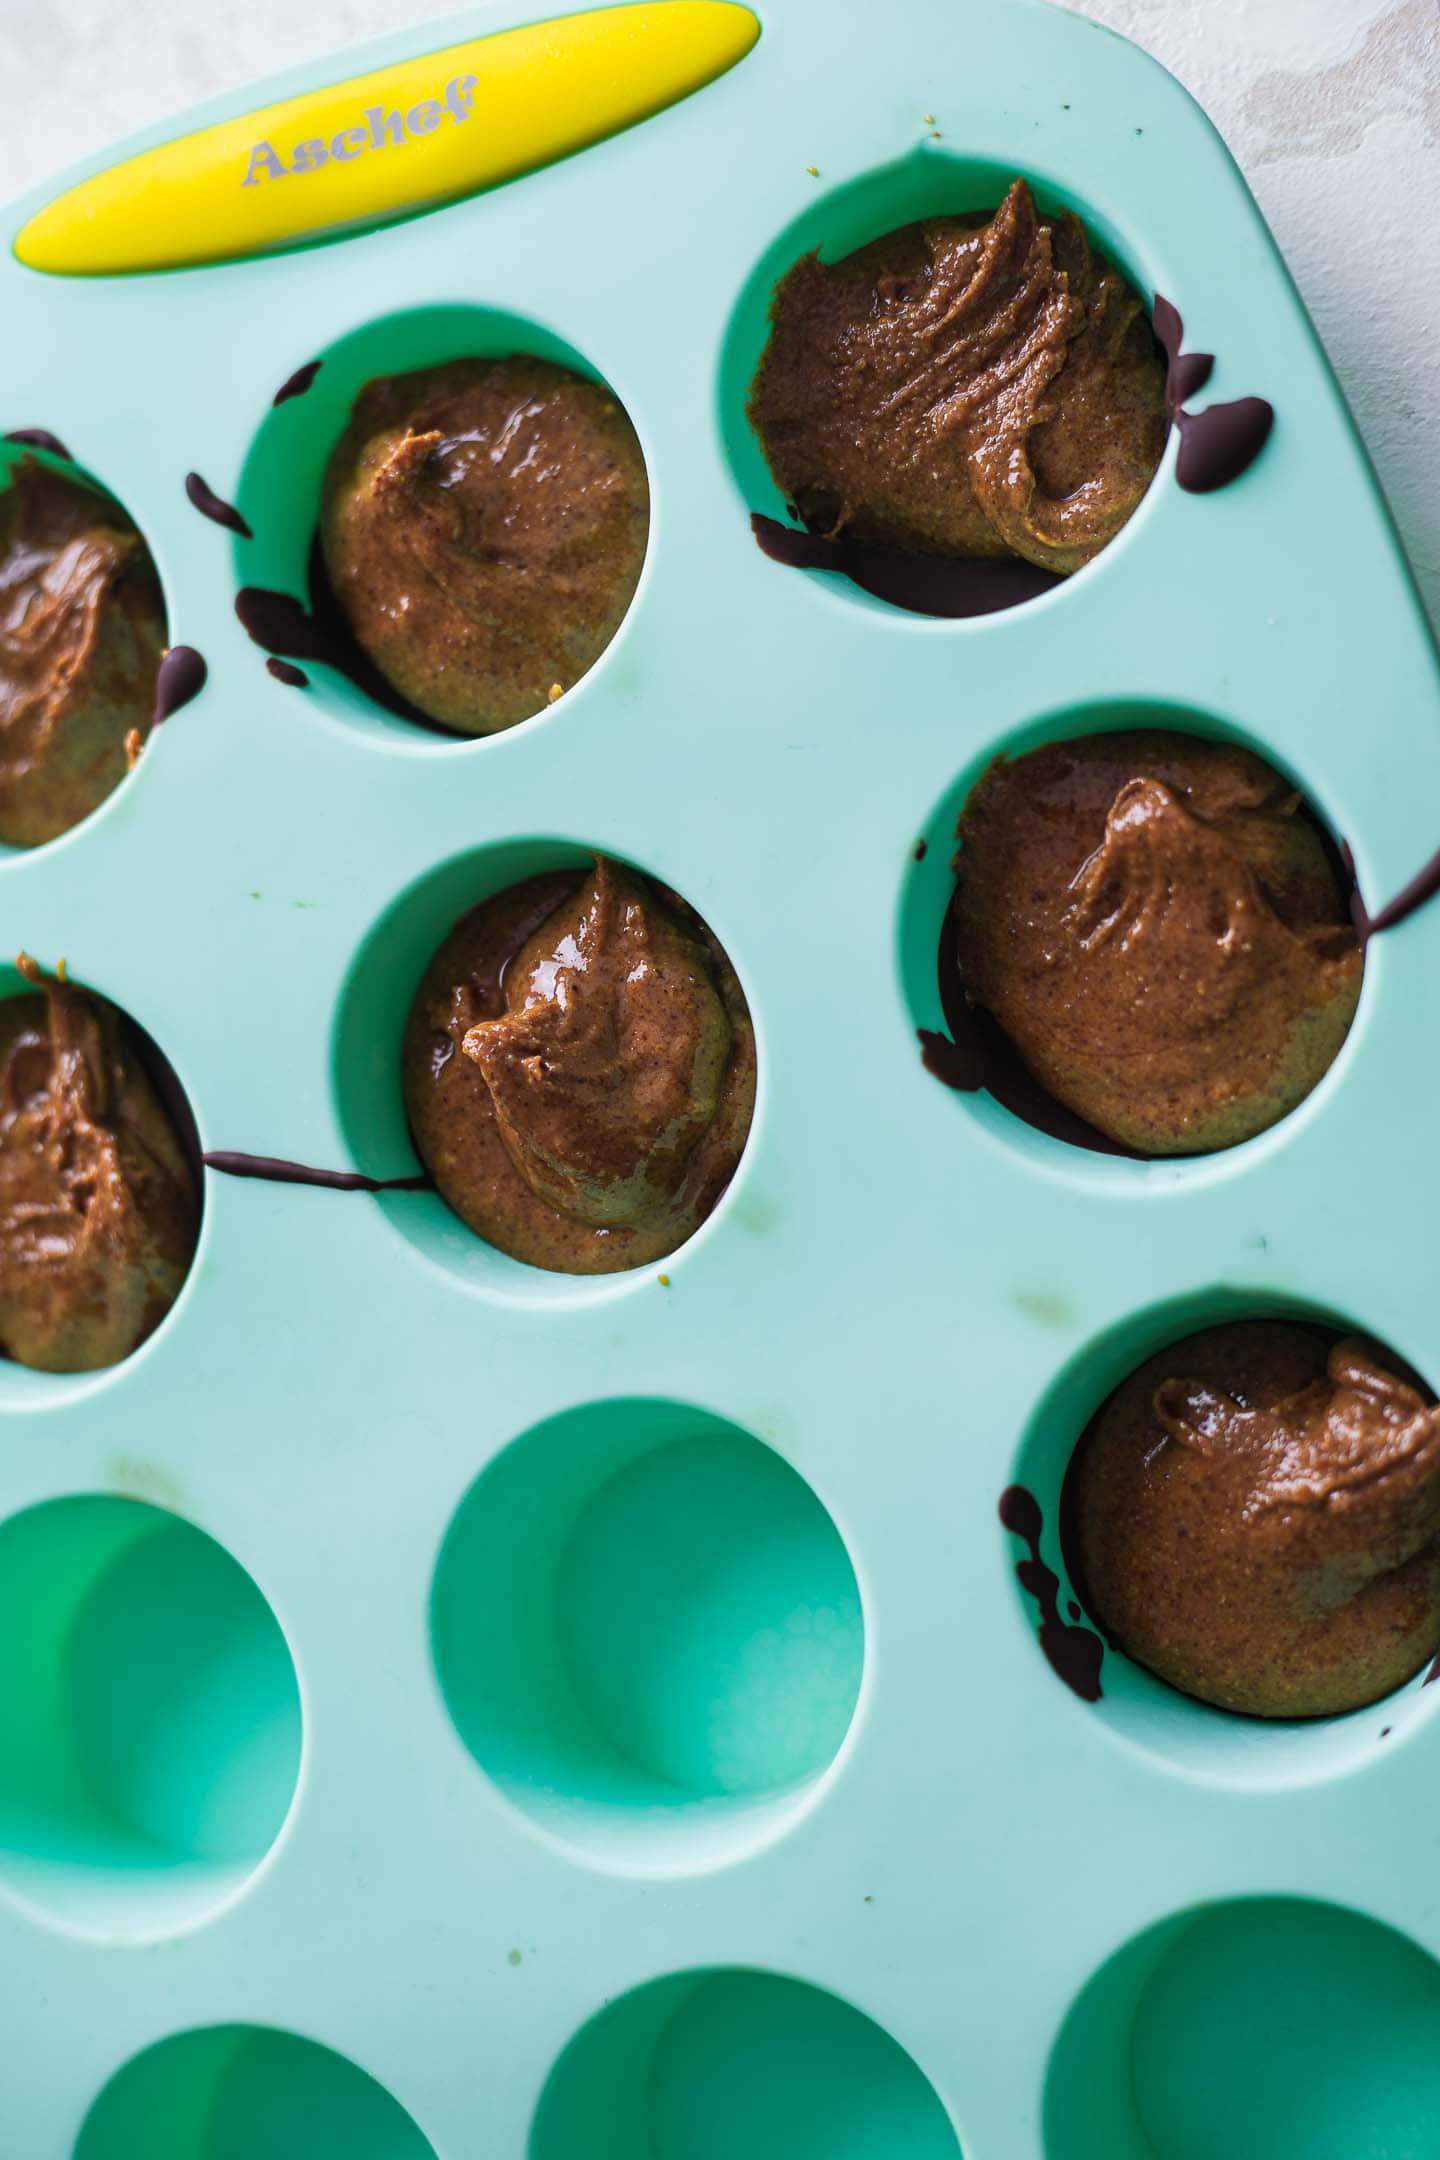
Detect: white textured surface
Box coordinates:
(1, 0, 1438, 623)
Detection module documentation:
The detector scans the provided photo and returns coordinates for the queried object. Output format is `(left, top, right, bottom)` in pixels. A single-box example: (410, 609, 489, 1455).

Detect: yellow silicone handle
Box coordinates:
(15, 1, 759, 276)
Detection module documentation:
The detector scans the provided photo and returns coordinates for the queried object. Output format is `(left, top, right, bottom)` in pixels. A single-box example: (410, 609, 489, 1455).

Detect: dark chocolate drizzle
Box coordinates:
(203, 1151, 430, 1194)
(235, 534, 454, 733)
(999, 1484, 1104, 1702)
(1343, 840, 1440, 943)
(1152, 295, 1274, 494)
(185, 472, 252, 538)
(4, 428, 72, 460)
(913, 838, 929, 863)
(153, 645, 207, 725)
(751, 512, 1061, 617)
(917, 888, 1138, 1155)
(273, 360, 322, 406)
(234, 586, 332, 666)
(266, 656, 309, 688)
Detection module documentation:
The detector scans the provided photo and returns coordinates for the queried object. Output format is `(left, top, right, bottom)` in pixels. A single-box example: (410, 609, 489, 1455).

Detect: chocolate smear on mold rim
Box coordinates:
(152, 646, 207, 726)
(266, 656, 309, 688)
(750, 286, 1272, 612)
(235, 535, 459, 734)
(919, 799, 1440, 1145)
(4, 428, 73, 461)
(918, 888, 1139, 1156)
(203, 1151, 431, 1195)
(185, 472, 252, 538)
(751, 512, 1063, 618)
(1151, 295, 1274, 494)
(999, 1484, 1105, 1702)
(273, 359, 322, 406)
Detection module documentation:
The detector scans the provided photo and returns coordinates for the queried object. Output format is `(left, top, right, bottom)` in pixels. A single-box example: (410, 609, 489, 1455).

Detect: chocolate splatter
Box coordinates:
(4, 428, 72, 460)
(185, 472, 252, 538)
(999, 1484, 1104, 1702)
(266, 656, 309, 688)
(203, 1151, 430, 1194)
(751, 512, 1061, 617)
(918, 888, 1138, 1155)
(913, 838, 929, 862)
(153, 645, 207, 725)
(236, 534, 454, 732)
(234, 586, 331, 666)
(1152, 295, 1274, 494)
(273, 359, 322, 406)
(1343, 839, 1440, 943)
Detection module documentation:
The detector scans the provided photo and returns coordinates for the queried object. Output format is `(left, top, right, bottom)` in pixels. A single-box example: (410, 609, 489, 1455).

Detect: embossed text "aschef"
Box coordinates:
(242, 75, 479, 185)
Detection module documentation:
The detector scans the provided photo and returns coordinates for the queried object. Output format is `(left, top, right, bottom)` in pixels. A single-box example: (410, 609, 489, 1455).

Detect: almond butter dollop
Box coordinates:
(0, 964, 199, 1372)
(403, 860, 755, 1272)
(321, 358, 649, 735)
(1069, 1324, 1440, 1716)
(0, 458, 166, 847)
(749, 177, 1167, 575)
(952, 731, 1362, 1154)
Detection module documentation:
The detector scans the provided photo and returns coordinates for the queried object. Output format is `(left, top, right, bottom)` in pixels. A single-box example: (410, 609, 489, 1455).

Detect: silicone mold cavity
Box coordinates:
(232, 302, 650, 747)
(0, 439, 168, 861)
(897, 699, 1366, 1186)
(1044, 1898, 1440, 2160)
(430, 1399, 864, 1872)
(331, 837, 756, 1303)
(75, 2024, 436, 2159)
(0, 1496, 300, 1939)
(531, 1968, 963, 2159)
(717, 146, 1163, 624)
(0, 965, 203, 1414)
(1003, 1287, 1440, 1785)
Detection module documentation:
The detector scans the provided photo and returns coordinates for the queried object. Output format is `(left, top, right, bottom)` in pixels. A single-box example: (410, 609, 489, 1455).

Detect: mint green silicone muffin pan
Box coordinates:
(4, 0, 1440, 2152)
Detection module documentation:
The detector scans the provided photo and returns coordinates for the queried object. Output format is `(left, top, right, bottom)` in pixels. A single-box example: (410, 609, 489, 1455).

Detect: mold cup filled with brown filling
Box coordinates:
(1066, 1323, 1440, 1717)
(0, 960, 200, 1373)
(946, 730, 1363, 1155)
(748, 176, 1167, 586)
(320, 357, 649, 735)
(403, 859, 756, 1273)
(0, 457, 166, 846)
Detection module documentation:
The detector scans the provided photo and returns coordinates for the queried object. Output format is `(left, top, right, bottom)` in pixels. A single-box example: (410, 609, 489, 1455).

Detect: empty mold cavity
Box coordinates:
(531, 1968, 963, 2160)
(898, 700, 1363, 1185)
(0, 1497, 300, 1937)
(717, 149, 1161, 622)
(331, 839, 753, 1305)
(75, 2024, 435, 2159)
(430, 1400, 864, 1872)
(233, 304, 648, 744)
(0, 963, 204, 1414)
(1005, 1289, 1440, 1785)
(1044, 1898, 1440, 2160)
(0, 437, 168, 857)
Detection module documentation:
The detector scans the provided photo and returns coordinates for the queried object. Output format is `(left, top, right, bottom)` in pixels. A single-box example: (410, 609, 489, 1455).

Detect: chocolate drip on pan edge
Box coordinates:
(236, 534, 461, 735)
(999, 1484, 1105, 1702)
(204, 1151, 430, 1195)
